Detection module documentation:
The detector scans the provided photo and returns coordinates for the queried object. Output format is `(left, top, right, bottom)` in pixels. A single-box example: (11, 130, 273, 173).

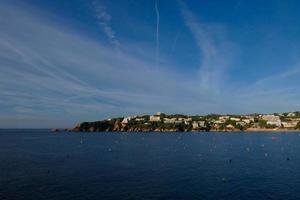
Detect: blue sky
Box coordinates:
(1, 0, 300, 128)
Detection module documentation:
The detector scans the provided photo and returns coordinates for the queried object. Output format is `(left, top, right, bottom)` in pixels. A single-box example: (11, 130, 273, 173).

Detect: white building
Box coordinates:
(149, 115, 161, 122)
(219, 116, 230, 120)
(184, 118, 192, 122)
(192, 121, 205, 129)
(287, 112, 296, 117)
(262, 114, 280, 121)
(282, 121, 298, 128)
(290, 118, 300, 122)
(214, 120, 224, 124)
(199, 121, 205, 127)
(230, 117, 241, 121)
(122, 117, 132, 124)
(135, 118, 144, 121)
(192, 122, 199, 129)
(163, 118, 176, 123)
(262, 115, 281, 127)
(245, 116, 255, 122)
(267, 120, 282, 127)
(242, 119, 251, 124)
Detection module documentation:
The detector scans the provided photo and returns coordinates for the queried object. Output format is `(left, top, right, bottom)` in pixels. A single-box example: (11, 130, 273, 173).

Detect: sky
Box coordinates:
(1, 0, 300, 128)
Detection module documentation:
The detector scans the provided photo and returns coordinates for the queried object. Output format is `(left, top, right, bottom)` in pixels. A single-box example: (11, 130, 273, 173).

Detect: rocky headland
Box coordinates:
(58, 112, 300, 133)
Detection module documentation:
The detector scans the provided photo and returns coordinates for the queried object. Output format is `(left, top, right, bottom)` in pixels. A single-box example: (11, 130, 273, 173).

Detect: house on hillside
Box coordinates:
(214, 120, 224, 124)
(282, 121, 298, 128)
(122, 117, 132, 124)
(184, 118, 192, 122)
(230, 117, 241, 121)
(192, 121, 205, 129)
(226, 124, 235, 130)
(192, 121, 199, 129)
(163, 118, 176, 123)
(242, 119, 251, 124)
(219, 116, 230, 121)
(135, 118, 144, 121)
(262, 115, 281, 127)
(236, 121, 246, 127)
(199, 121, 205, 127)
(287, 112, 296, 117)
(149, 115, 161, 122)
(245, 116, 255, 121)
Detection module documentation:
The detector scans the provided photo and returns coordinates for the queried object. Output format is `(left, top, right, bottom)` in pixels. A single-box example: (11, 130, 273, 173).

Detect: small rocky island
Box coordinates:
(64, 112, 300, 132)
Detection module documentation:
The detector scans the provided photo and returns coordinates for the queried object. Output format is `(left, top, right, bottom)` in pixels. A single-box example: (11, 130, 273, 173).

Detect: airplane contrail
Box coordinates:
(155, 0, 160, 68)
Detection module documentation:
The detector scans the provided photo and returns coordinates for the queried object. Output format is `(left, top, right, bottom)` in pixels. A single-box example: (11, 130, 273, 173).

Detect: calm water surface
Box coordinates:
(1, 130, 300, 200)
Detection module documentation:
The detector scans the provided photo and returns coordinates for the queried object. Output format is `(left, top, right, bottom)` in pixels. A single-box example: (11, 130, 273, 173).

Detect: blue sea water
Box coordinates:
(1, 130, 300, 200)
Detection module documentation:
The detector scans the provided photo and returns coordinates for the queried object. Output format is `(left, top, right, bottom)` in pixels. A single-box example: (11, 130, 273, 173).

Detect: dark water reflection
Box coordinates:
(1, 130, 300, 200)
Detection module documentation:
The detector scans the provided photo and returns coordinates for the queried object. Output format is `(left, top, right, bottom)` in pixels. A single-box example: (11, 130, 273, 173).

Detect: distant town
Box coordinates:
(59, 111, 300, 133)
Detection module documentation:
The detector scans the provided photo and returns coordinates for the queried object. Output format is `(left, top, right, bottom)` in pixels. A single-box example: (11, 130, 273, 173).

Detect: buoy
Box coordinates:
(287, 157, 290, 161)
(229, 159, 232, 163)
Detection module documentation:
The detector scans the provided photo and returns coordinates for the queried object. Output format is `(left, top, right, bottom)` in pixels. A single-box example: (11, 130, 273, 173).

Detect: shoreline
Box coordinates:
(53, 128, 300, 133)
(67, 112, 300, 133)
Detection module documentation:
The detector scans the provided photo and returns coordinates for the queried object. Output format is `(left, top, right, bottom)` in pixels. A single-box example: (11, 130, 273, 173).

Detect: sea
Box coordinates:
(1, 129, 300, 200)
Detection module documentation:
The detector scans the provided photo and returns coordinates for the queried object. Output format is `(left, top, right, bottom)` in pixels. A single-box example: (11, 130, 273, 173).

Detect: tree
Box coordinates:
(204, 121, 211, 132)
(265, 124, 277, 129)
(258, 119, 267, 128)
(295, 122, 300, 130)
(236, 124, 245, 131)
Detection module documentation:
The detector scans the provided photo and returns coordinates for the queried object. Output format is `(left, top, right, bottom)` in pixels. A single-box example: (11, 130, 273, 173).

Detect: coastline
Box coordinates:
(53, 128, 300, 133)
(244, 128, 300, 132)
(55, 112, 300, 133)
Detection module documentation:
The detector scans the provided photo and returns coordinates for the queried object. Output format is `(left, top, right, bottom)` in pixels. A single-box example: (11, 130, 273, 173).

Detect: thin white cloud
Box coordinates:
(254, 64, 300, 87)
(92, 1, 120, 51)
(177, 1, 300, 114)
(178, 0, 236, 94)
(1, 1, 300, 128)
(0, 2, 219, 127)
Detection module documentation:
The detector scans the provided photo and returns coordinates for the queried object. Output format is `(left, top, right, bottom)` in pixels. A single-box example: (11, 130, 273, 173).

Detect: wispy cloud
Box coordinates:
(1, 1, 300, 128)
(254, 64, 300, 87)
(0, 1, 219, 127)
(92, 1, 120, 52)
(219, 60, 300, 114)
(177, 1, 300, 114)
(178, 0, 236, 93)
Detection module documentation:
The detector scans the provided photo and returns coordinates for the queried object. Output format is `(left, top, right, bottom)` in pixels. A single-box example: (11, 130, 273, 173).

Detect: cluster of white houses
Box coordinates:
(260, 114, 299, 128)
(120, 112, 300, 129)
